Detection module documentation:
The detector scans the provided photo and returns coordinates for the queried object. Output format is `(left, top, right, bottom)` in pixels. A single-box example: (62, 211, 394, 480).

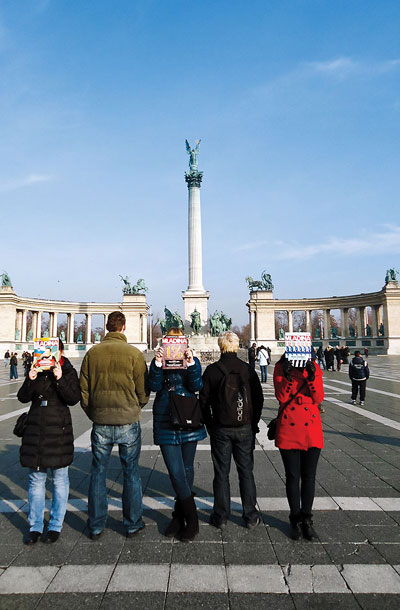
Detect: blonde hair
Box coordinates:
(218, 331, 240, 353)
(166, 327, 184, 337)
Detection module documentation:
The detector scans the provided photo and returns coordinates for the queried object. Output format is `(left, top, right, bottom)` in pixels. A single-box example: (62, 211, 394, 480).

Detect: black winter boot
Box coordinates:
(178, 495, 199, 542)
(164, 500, 184, 538)
(289, 513, 302, 540)
(301, 513, 317, 541)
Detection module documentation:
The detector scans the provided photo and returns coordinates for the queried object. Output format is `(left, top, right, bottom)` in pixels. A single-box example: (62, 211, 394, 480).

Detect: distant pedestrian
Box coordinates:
(4, 350, 10, 368)
(316, 346, 325, 370)
(335, 347, 342, 371)
(324, 346, 335, 371)
(349, 351, 369, 406)
(364, 347, 369, 358)
(257, 345, 270, 383)
(10, 352, 18, 379)
(200, 331, 263, 530)
(80, 311, 149, 540)
(248, 342, 257, 370)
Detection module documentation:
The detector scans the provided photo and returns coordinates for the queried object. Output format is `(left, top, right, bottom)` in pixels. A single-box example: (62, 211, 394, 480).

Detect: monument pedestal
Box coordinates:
(122, 294, 149, 351)
(187, 333, 220, 355)
(182, 289, 210, 334)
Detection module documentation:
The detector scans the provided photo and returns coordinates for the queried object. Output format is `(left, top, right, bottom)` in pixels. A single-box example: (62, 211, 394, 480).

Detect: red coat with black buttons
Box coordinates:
(273, 360, 324, 450)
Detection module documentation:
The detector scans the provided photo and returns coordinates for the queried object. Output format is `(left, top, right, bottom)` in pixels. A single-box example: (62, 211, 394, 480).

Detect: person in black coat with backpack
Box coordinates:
(349, 351, 370, 406)
(17, 341, 80, 545)
(200, 331, 263, 530)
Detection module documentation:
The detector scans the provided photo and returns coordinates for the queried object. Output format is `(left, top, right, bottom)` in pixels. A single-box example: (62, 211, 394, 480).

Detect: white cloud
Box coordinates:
(305, 57, 400, 79)
(234, 226, 400, 261)
(0, 173, 53, 192)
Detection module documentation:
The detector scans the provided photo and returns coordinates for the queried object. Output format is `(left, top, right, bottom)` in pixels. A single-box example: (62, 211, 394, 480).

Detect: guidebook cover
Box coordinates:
(284, 332, 312, 367)
(162, 336, 188, 369)
(33, 338, 60, 371)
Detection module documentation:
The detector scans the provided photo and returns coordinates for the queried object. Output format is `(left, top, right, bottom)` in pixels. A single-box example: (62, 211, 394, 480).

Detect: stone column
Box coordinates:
(36, 313, 42, 339)
(306, 310, 312, 334)
(86, 313, 92, 344)
(371, 306, 378, 337)
(16, 310, 22, 339)
(21, 310, 27, 342)
(68, 313, 75, 343)
(341, 308, 349, 338)
(52, 312, 58, 337)
(356, 307, 364, 336)
(31, 312, 38, 338)
(250, 311, 255, 342)
(288, 311, 293, 332)
(323, 309, 330, 339)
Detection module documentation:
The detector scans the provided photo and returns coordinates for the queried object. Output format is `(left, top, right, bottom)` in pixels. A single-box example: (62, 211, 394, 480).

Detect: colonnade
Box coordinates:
(14, 310, 111, 344)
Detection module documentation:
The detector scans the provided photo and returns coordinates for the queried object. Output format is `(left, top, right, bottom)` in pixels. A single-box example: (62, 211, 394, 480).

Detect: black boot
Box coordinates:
(289, 513, 302, 540)
(301, 513, 317, 541)
(178, 495, 199, 542)
(165, 499, 184, 538)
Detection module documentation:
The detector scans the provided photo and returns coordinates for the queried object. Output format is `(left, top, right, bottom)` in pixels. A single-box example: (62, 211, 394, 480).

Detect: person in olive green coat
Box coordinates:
(80, 311, 149, 539)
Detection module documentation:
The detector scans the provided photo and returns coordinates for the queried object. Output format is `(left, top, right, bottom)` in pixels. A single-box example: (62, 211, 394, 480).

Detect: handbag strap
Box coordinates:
(277, 380, 308, 419)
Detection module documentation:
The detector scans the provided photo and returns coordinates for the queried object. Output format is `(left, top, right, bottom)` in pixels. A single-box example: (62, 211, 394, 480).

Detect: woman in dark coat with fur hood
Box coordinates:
(17, 341, 80, 545)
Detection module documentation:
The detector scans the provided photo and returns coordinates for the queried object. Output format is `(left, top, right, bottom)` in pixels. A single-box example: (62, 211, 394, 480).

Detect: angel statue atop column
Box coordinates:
(185, 139, 201, 171)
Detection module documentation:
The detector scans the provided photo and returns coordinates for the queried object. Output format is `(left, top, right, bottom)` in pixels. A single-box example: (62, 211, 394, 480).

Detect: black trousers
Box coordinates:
(210, 424, 258, 523)
(351, 379, 366, 401)
(279, 447, 321, 516)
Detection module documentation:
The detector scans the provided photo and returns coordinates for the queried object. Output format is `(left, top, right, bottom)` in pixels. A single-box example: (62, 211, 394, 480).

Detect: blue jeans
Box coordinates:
(10, 364, 18, 379)
(160, 441, 197, 500)
(88, 423, 143, 534)
(28, 467, 69, 533)
(260, 365, 268, 382)
(210, 424, 258, 523)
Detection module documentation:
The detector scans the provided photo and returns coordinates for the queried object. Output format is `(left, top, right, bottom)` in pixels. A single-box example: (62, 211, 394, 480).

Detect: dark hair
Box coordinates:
(59, 339, 64, 351)
(106, 311, 126, 332)
(354, 350, 361, 357)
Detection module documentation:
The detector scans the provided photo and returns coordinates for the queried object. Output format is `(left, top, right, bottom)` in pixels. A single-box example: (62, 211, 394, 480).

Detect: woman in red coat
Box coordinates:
(273, 355, 324, 540)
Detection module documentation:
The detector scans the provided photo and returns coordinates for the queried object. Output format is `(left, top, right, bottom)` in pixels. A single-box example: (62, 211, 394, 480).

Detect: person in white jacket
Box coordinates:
(257, 345, 270, 382)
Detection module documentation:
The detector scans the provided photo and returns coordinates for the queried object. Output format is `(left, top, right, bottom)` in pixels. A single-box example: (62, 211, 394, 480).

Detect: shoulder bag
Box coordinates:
(267, 380, 307, 440)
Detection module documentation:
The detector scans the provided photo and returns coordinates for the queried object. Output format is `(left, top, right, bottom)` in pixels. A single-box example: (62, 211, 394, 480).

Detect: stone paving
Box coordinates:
(0, 356, 399, 608)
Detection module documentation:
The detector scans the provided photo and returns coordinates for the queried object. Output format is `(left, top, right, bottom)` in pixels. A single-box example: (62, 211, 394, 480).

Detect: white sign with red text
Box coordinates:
(284, 332, 312, 367)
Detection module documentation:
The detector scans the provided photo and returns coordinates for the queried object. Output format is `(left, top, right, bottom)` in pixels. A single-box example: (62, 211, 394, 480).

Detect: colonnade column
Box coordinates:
(52, 312, 58, 337)
(31, 312, 38, 338)
(306, 310, 312, 334)
(323, 309, 330, 339)
(36, 313, 42, 339)
(356, 307, 364, 337)
(86, 314, 92, 344)
(250, 311, 255, 342)
(21, 310, 27, 342)
(16, 310, 22, 339)
(341, 308, 349, 339)
(68, 313, 74, 343)
(288, 311, 293, 333)
(371, 306, 378, 337)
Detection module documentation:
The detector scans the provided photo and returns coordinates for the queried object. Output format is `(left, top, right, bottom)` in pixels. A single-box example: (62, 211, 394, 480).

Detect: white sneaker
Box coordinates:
(351, 400, 356, 405)
(360, 401, 365, 406)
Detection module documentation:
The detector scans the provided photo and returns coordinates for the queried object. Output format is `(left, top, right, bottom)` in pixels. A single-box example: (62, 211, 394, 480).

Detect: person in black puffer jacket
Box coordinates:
(349, 351, 370, 406)
(17, 340, 80, 545)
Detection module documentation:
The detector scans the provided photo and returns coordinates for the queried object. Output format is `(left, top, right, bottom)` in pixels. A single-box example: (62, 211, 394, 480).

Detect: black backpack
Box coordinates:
(215, 362, 252, 426)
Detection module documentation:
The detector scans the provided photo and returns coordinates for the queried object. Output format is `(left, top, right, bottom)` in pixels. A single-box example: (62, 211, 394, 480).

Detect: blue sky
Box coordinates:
(1, 0, 399, 325)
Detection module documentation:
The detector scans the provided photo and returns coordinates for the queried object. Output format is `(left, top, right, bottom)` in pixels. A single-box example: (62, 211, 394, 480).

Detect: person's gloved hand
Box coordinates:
(306, 360, 316, 382)
(282, 358, 293, 381)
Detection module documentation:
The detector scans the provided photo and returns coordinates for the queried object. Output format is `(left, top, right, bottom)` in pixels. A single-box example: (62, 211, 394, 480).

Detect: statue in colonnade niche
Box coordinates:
(331, 326, 338, 338)
(385, 268, 399, 284)
(349, 325, 355, 338)
(379, 322, 384, 336)
(246, 270, 274, 292)
(76, 331, 83, 343)
(190, 309, 202, 335)
(15, 329, 20, 340)
(59, 330, 66, 342)
(278, 327, 285, 340)
(1, 271, 12, 287)
(27, 329, 33, 341)
(315, 327, 321, 339)
(366, 323, 371, 337)
(94, 332, 101, 343)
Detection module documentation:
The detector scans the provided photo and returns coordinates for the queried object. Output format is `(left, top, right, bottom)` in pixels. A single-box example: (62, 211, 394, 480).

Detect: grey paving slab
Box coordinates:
(0, 545, 22, 567)
(283, 564, 313, 593)
(358, 525, 400, 543)
(312, 564, 349, 593)
(342, 564, 400, 593)
(273, 541, 332, 565)
(227, 564, 287, 593)
(171, 541, 224, 565)
(229, 592, 296, 609)
(0, 565, 59, 594)
(101, 591, 166, 610)
(372, 543, 400, 563)
(0, 594, 41, 610)
(36, 592, 103, 609)
(47, 564, 114, 593)
(66, 540, 123, 565)
(354, 593, 400, 609)
(291, 593, 361, 609)
(169, 564, 227, 592)
(323, 541, 387, 564)
(165, 592, 229, 610)
(223, 542, 277, 565)
(108, 563, 169, 592)
(118, 540, 172, 564)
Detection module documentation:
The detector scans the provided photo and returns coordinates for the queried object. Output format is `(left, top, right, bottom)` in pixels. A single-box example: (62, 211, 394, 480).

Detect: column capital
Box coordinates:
(185, 171, 203, 188)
